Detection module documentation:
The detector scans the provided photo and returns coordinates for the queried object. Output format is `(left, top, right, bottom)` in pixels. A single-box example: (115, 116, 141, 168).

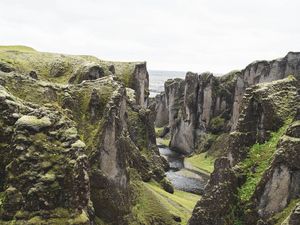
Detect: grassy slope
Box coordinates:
(185, 152, 215, 175)
(0, 45, 140, 87)
(0, 45, 36, 52)
(238, 119, 292, 202)
(131, 181, 200, 225)
(273, 199, 300, 225)
(155, 127, 171, 147)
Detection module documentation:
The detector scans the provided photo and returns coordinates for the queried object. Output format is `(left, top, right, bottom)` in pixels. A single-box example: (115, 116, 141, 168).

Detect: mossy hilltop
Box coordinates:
(0, 46, 181, 225)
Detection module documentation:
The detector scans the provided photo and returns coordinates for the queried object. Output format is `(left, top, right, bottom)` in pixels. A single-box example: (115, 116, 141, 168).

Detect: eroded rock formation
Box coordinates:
(0, 46, 168, 225)
(155, 52, 300, 155)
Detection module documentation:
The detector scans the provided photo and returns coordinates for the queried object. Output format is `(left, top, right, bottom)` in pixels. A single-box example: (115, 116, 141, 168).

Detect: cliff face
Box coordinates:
(155, 52, 300, 155)
(0, 46, 167, 224)
(231, 52, 300, 130)
(155, 71, 237, 154)
(188, 76, 299, 225)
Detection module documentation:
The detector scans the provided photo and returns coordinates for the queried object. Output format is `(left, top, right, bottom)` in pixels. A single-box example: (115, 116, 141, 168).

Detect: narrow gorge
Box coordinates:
(0, 46, 300, 225)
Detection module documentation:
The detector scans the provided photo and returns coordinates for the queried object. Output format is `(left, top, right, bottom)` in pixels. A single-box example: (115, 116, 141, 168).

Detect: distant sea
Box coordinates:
(148, 70, 186, 97)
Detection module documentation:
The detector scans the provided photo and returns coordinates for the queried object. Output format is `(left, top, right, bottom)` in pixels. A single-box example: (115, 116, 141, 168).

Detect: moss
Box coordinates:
(94, 216, 108, 225)
(196, 132, 218, 153)
(155, 127, 164, 137)
(238, 119, 293, 202)
(40, 171, 56, 182)
(71, 140, 86, 148)
(209, 116, 225, 133)
(156, 137, 170, 147)
(130, 179, 199, 225)
(0, 45, 36, 52)
(15, 116, 52, 132)
(0, 45, 140, 87)
(142, 181, 200, 225)
(127, 108, 149, 148)
(272, 199, 300, 225)
(69, 210, 89, 224)
(185, 152, 215, 174)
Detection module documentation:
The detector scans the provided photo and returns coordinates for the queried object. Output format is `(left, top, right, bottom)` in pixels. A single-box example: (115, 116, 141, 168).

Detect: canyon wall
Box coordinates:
(0, 46, 169, 225)
(155, 52, 300, 155)
(188, 76, 299, 225)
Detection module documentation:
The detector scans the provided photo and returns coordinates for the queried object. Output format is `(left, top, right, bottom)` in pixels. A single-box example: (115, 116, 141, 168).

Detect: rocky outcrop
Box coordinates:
(0, 47, 149, 107)
(228, 76, 298, 165)
(0, 85, 92, 224)
(156, 52, 300, 155)
(155, 93, 169, 127)
(156, 71, 237, 154)
(231, 52, 300, 130)
(188, 157, 238, 225)
(188, 76, 299, 224)
(244, 106, 300, 224)
(0, 47, 166, 224)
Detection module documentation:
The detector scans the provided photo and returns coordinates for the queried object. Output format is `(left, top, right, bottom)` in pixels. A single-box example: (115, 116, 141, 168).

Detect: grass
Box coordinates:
(155, 127, 164, 136)
(0, 45, 36, 52)
(185, 152, 215, 174)
(143, 181, 200, 225)
(156, 137, 170, 147)
(238, 119, 292, 202)
(0, 45, 140, 89)
(131, 181, 177, 225)
(155, 126, 171, 147)
(273, 199, 299, 225)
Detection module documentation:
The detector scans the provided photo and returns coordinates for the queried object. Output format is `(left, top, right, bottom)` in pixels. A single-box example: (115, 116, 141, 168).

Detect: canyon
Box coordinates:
(0, 46, 299, 225)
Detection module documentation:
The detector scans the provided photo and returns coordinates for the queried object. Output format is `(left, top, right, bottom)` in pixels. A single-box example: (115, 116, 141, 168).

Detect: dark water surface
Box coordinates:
(159, 146, 209, 195)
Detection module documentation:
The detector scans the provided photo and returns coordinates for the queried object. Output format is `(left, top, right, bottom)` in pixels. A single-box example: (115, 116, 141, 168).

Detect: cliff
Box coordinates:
(0, 46, 172, 225)
(154, 52, 300, 224)
(188, 76, 299, 225)
(155, 52, 300, 155)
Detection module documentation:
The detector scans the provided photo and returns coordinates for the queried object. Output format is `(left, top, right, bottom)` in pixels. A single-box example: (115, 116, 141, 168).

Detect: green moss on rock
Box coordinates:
(15, 116, 52, 132)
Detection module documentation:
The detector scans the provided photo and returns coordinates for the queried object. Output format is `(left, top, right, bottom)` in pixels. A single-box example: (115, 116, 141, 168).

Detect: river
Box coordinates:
(158, 146, 209, 195)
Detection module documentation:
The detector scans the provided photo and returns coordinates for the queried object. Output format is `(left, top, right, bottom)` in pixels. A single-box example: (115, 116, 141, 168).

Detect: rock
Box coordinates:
(157, 52, 300, 155)
(28, 71, 38, 79)
(160, 178, 174, 194)
(0, 47, 165, 225)
(173, 215, 182, 222)
(155, 92, 169, 127)
(109, 64, 115, 74)
(0, 62, 14, 73)
(188, 157, 238, 225)
(71, 140, 86, 148)
(15, 115, 52, 132)
(288, 203, 300, 225)
(132, 62, 149, 106)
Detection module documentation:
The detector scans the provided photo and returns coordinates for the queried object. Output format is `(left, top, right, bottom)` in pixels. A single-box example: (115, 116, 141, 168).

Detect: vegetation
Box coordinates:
(209, 116, 225, 133)
(238, 119, 293, 202)
(156, 137, 170, 147)
(0, 45, 36, 52)
(0, 45, 140, 88)
(272, 199, 299, 225)
(155, 127, 164, 136)
(131, 181, 200, 225)
(155, 126, 171, 147)
(185, 152, 215, 174)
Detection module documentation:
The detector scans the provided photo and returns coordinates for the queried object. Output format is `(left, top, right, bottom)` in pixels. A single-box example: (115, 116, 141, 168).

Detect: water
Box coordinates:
(159, 146, 209, 195)
(148, 70, 186, 97)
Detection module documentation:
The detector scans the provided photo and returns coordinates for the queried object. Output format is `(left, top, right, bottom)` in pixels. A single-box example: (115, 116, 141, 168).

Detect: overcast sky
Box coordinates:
(1, 0, 300, 73)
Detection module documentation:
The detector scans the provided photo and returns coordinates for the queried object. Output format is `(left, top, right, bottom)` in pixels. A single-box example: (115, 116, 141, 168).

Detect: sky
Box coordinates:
(1, 0, 300, 73)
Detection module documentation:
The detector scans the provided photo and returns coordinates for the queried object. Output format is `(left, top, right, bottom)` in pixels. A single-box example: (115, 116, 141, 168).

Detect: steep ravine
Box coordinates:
(154, 52, 300, 225)
(1, 46, 300, 225)
(157, 142, 209, 195)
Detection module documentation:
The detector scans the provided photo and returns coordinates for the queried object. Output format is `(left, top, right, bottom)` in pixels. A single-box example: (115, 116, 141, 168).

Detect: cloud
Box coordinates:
(1, 0, 300, 73)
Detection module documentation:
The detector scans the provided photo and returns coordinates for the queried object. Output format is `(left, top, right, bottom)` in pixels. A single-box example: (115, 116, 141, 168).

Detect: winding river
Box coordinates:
(158, 146, 209, 195)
